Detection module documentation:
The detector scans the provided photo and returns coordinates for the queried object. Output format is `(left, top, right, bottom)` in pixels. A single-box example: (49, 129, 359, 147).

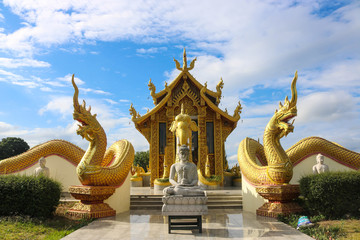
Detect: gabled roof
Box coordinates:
(130, 48, 242, 124)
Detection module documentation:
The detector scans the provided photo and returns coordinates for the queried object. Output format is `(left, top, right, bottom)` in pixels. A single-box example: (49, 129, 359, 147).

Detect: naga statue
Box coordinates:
(238, 72, 298, 185)
(238, 72, 360, 186)
(0, 75, 134, 187)
(72, 75, 134, 186)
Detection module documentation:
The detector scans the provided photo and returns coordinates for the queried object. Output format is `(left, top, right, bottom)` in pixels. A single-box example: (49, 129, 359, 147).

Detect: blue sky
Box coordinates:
(0, 0, 359, 167)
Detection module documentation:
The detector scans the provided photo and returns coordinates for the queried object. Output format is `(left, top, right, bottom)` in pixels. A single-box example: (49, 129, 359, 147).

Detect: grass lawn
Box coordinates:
(0, 202, 92, 240)
(0, 215, 91, 240)
(318, 219, 360, 240)
(279, 214, 360, 240)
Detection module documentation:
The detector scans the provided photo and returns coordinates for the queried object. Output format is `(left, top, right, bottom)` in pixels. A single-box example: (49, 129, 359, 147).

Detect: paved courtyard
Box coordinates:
(62, 209, 312, 240)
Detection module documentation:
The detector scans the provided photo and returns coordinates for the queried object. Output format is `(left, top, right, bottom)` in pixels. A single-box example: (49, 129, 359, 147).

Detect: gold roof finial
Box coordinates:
(174, 47, 197, 72)
(182, 48, 187, 71)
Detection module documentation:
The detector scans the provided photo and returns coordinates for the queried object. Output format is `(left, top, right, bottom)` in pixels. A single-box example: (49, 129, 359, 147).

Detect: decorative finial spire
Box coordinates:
(174, 48, 197, 72)
(183, 48, 187, 71)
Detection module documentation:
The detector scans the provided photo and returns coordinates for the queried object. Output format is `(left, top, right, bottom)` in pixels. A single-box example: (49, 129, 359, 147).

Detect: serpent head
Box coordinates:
(72, 75, 101, 142)
(267, 72, 298, 138)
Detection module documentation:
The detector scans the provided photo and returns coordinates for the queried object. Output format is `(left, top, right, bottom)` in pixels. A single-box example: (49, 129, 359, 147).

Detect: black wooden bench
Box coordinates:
(168, 215, 202, 233)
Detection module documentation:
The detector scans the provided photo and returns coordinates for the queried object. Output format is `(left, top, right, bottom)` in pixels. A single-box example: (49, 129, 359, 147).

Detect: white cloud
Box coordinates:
(136, 47, 167, 55)
(301, 60, 360, 90)
(104, 99, 118, 105)
(0, 121, 29, 136)
(79, 88, 111, 95)
(297, 91, 358, 124)
(0, 121, 88, 149)
(38, 96, 73, 117)
(0, 57, 50, 68)
(0, 69, 40, 88)
(56, 74, 85, 86)
(0, 69, 23, 79)
(0, 1, 354, 58)
(1, 0, 360, 159)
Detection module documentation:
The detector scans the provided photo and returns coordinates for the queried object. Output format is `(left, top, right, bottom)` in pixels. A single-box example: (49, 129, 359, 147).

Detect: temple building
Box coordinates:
(130, 49, 242, 186)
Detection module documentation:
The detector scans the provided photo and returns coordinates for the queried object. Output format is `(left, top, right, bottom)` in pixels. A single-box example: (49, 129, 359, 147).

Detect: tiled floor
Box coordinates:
(62, 209, 312, 240)
(62, 187, 312, 239)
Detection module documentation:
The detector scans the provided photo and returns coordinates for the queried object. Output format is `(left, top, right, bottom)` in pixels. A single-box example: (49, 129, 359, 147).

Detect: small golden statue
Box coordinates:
(169, 104, 198, 146)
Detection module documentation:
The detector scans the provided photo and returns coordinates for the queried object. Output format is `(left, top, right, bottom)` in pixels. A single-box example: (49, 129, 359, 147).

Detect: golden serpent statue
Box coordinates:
(0, 75, 134, 187)
(238, 72, 360, 186)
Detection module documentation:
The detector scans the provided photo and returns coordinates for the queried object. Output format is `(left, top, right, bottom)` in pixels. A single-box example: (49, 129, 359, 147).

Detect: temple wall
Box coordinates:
(241, 175, 267, 214)
(290, 154, 356, 184)
(242, 154, 356, 214)
(7, 155, 80, 192)
(105, 172, 131, 213)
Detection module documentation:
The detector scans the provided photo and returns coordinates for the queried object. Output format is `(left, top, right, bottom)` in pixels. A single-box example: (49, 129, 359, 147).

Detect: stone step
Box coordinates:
(130, 204, 242, 210)
(130, 201, 163, 206)
(130, 194, 242, 210)
(208, 196, 242, 201)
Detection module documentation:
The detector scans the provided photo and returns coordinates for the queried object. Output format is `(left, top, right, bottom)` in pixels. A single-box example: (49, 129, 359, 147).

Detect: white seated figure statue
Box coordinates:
(163, 145, 204, 196)
(34, 157, 50, 177)
(312, 154, 329, 174)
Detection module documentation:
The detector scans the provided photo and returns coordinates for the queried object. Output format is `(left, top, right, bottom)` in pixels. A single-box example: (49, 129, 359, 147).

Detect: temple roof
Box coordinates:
(130, 48, 242, 124)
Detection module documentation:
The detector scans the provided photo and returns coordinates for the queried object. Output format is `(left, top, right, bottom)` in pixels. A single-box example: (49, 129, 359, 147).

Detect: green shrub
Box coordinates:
(205, 175, 221, 182)
(299, 171, 360, 219)
(155, 178, 169, 183)
(0, 175, 62, 218)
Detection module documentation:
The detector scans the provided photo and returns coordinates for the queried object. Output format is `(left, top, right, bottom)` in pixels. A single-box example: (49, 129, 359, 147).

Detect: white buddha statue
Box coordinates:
(34, 157, 50, 177)
(312, 154, 329, 174)
(163, 145, 204, 196)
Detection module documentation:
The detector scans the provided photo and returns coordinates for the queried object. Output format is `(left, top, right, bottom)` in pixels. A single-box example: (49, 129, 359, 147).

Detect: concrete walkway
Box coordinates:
(62, 209, 313, 240)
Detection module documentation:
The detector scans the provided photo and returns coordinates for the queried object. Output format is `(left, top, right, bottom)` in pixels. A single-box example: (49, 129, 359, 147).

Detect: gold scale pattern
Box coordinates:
(238, 72, 360, 186)
(0, 140, 84, 174)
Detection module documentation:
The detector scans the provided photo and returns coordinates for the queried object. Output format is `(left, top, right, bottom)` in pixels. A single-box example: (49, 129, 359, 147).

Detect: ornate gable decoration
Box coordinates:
(130, 48, 242, 125)
(172, 80, 200, 107)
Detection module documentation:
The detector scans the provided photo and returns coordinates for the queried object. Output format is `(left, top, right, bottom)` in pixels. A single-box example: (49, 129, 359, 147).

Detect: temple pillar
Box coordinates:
(150, 115, 159, 187)
(214, 117, 223, 178)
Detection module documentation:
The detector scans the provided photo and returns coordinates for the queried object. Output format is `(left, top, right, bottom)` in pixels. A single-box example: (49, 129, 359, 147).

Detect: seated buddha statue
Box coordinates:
(163, 145, 204, 196)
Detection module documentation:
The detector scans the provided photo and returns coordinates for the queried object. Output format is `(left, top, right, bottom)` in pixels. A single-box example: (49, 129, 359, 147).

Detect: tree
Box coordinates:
(0, 137, 30, 160)
(133, 150, 149, 172)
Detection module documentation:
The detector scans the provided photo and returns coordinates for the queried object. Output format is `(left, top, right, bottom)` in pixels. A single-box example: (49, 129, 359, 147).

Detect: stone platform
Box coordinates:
(162, 195, 208, 216)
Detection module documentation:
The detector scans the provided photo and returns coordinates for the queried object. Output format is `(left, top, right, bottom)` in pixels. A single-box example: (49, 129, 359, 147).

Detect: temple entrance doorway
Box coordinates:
(191, 118, 198, 166)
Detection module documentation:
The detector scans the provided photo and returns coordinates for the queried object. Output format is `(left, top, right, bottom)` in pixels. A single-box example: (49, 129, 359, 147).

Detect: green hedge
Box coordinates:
(299, 171, 360, 219)
(0, 175, 62, 218)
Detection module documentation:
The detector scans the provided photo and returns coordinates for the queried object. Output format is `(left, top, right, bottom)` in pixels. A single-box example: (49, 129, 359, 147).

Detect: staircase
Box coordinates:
(130, 190, 242, 211)
(130, 195, 163, 210)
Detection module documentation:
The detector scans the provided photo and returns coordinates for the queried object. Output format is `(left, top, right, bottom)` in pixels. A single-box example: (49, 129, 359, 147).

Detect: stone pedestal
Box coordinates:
(198, 181, 219, 190)
(255, 184, 302, 218)
(162, 195, 208, 216)
(67, 185, 116, 219)
(131, 177, 143, 187)
(154, 180, 171, 192)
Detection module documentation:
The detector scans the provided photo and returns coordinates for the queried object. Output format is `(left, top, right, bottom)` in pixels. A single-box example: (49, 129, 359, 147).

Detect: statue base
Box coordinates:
(154, 179, 171, 192)
(162, 195, 208, 216)
(67, 185, 116, 219)
(131, 177, 143, 187)
(255, 184, 302, 218)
